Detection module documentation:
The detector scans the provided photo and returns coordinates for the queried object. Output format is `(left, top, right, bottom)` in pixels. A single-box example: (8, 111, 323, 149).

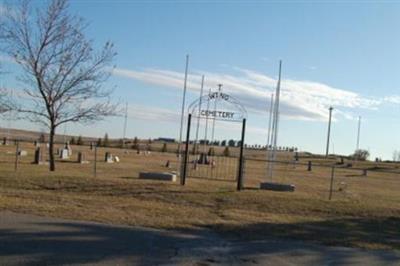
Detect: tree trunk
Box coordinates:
(49, 126, 56, 171)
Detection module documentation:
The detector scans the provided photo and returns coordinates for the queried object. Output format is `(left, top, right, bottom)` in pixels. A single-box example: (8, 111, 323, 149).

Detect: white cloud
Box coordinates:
(0, 54, 15, 64)
(383, 95, 400, 105)
(126, 104, 267, 136)
(113, 67, 381, 122)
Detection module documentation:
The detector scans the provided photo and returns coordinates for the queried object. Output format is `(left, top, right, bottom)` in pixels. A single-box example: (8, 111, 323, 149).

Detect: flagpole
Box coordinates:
(268, 60, 282, 181)
(194, 75, 205, 153)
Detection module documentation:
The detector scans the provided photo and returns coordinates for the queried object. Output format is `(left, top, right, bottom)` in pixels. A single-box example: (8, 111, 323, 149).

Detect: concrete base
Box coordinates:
(260, 182, 295, 192)
(139, 172, 177, 182)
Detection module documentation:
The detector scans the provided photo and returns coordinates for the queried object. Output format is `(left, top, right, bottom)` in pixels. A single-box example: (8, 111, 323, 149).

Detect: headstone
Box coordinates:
(139, 172, 177, 182)
(165, 160, 170, 168)
(60, 148, 69, 159)
(362, 169, 368, 176)
(3, 137, 8, 145)
(105, 152, 113, 163)
(18, 150, 28, 156)
(307, 161, 312, 171)
(90, 142, 94, 150)
(34, 148, 41, 164)
(77, 152, 89, 164)
(65, 142, 72, 156)
(114, 156, 120, 163)
(34, 140, 39, 147)
(260, 182, 295, 192)
(198, 153, 209, 164)
(294, 152, 299, 161)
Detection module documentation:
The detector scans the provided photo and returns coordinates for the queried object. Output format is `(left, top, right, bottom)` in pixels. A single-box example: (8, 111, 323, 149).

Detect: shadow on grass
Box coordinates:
(0, 214, 399, 265)
(210, 216, 400, 251)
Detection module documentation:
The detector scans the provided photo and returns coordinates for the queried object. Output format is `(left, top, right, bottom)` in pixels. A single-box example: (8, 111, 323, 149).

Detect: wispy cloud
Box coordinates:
(0, 54, 15, 64)
(126, 104, 267, 136)
(113, 67, 381, 122)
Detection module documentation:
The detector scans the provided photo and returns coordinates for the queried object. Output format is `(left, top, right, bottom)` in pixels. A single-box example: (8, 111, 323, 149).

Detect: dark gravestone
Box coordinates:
(78, 152, 89, 164)
(34, 148, 41, 164)
(307, 161, 312, 171)
(3, 137, 8, 145)
(105, 152, 113, 163)
(362, 169, 368, 176)
(260, 182, 295, 192)
(198, 153, 209, 165)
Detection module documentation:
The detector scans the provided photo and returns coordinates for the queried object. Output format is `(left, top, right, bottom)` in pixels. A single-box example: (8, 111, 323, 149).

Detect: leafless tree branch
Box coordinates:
(0, 0, 118, 171)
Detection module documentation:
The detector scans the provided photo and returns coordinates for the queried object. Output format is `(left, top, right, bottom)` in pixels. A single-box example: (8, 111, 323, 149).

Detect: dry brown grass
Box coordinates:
(0, 142, 399, 250)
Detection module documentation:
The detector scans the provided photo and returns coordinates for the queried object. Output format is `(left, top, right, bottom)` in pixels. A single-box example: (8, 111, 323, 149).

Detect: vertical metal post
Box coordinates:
(181, 114, 192, 186)
(266, 93, 274, 148)
(326, 106, 333, 157)
(268, 60, 282, 181)
(202, 89, 211, 154)
(329, 166, 335, 200)
(178, 54, 190, 155)
(94, 145, 97, 178)
(237, 118, 246, 191)
(14, 140, 19, 171)
(356, 116, 361, 151)
(211, 84, 222, 144)
(194, 75, 205, 154)
(122, 102, 128, 149)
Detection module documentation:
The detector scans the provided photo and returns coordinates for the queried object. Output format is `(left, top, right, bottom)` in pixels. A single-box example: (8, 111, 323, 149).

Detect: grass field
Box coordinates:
(0, 141, 399, 251)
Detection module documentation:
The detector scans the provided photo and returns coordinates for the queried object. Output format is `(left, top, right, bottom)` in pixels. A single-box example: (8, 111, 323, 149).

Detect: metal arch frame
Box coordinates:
(187, 91, 247, 122)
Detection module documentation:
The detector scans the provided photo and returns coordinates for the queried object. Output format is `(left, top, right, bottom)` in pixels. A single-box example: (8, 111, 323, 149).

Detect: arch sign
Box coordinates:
(182, 89, 248, 191)
(188, 91, 247, 122)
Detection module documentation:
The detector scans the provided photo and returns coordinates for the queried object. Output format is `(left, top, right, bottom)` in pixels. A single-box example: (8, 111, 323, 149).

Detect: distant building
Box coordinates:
(157, 137, 176, 143)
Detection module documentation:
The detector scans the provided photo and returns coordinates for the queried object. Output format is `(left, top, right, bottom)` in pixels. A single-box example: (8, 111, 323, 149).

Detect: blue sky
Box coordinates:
(2, 1, 400, 159)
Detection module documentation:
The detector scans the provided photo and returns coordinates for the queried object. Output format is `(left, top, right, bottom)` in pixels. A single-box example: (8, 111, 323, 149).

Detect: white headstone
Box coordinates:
(60, 148, 69, 159)
(18, 150, 28, 156)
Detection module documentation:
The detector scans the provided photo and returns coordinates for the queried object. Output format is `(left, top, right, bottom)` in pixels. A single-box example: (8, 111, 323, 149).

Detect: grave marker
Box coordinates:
(105, 152, 113, 163)
(60, 149, 69, 159)
(78, 152, 89, 164)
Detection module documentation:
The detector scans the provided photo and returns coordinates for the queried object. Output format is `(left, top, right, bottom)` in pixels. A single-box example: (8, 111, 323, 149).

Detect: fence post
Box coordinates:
(329, 166, 335, 200)
(307, 161, 312, 171)
(181, 114, 192, 186)
(14, 141, 19, 172)
(237, 118, 246, 191)
(94, 145, 97, 178)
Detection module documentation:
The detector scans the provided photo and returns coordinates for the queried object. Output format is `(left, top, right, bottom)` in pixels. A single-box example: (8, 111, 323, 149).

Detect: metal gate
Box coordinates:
(180, 88, 247, 190)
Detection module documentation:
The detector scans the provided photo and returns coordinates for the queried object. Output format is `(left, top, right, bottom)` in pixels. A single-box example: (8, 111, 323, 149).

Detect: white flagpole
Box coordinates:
(203, 88, 211, 154)
(266, 93, 274, 178)
(122, 102, 128, 148)
(211, 84, 222, 145)
(194, 75, 205, 152)
(268, 60, 282, 181)
(356, 116, 361, 150)
(267, 93, 274, 148)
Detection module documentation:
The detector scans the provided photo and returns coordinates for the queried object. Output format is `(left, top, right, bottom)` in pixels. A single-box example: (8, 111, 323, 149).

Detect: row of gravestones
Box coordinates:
(33, 147, 120, 164)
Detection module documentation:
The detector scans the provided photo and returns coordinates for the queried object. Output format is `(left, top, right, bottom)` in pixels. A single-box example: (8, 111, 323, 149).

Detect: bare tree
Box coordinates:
(0, 0, 117, 171)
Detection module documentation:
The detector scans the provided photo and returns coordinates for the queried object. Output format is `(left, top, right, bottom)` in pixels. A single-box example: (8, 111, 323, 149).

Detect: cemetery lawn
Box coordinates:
(0, 143, 399, 251)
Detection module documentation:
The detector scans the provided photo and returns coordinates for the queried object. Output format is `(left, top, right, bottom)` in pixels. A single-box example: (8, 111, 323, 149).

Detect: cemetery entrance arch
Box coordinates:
(181, 89, 247, 190)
